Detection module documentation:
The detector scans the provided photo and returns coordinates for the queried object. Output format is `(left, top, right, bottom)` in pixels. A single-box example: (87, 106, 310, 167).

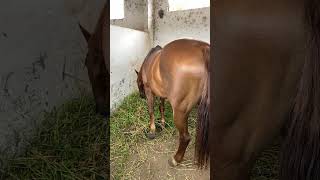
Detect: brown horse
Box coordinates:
(195, 0, 320, 180)
(136, 39, 210, 166)
(79, 2, 109, 117)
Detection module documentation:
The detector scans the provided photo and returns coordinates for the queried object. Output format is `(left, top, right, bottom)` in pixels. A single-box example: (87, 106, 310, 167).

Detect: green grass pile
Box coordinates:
(0, 96, 108, 180)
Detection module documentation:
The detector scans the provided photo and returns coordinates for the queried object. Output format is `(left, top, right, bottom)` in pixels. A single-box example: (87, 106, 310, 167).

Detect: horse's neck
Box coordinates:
(89, 3, 107, 65)
(90, 3, 106, 43)
(143, 52, 166, 97)
(143, 52, 161, 83)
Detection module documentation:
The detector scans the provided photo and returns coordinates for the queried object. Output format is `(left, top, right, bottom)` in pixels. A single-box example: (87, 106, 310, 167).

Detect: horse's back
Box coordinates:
(160, 39, 209, 76)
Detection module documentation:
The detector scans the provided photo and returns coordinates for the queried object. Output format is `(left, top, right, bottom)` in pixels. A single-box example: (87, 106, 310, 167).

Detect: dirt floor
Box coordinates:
(120, 135, 279, 180)
(124, 134, 209, 180)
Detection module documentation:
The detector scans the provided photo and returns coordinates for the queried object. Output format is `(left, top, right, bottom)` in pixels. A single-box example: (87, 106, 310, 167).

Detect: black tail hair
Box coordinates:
(195, 45, 210, 168)
(280, 1, 320, 179)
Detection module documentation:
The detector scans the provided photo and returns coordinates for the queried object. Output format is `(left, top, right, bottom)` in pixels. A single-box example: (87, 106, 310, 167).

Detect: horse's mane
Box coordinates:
(144, 45, 162, 63)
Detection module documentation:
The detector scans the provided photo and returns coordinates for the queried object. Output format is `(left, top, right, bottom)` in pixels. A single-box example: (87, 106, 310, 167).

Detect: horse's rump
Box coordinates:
(158, 39, 209, 88)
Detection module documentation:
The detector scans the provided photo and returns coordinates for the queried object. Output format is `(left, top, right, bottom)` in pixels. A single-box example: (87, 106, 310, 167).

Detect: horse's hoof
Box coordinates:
(157, 125, 164, 132)
(168, 156, 178, 167)
(155, 122, 165, 131)
(146, 132, 156, 139)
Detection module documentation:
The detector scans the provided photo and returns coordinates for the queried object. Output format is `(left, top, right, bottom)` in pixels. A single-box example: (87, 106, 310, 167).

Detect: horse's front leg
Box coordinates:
(145, 88, 156, 139)
(159, 98, 165, 129)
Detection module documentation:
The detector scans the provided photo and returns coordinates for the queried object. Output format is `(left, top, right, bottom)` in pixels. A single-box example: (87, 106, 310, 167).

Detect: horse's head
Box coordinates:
(79, 23, 108, 117)
(79, 23, 105, 69)
(135, 69, 146, 98)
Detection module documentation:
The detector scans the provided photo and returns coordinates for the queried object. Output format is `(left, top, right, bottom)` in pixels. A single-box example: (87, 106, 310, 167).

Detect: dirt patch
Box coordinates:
(124, 134, 209, 180)
(110, 92, 204, 179)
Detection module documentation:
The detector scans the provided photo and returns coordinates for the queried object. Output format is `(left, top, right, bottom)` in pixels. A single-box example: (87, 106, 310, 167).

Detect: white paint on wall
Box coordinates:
(168, 0, 209, 12)
(110, 0, 125, 19)
(153, 0, 210, 46)
(110, 0, 148, 32)
(110, 25, 150, 111)
(147, 0, 154, 43)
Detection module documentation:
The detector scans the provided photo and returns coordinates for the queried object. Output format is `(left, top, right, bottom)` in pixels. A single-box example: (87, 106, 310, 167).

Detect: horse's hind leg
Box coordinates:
(168, 108, 191, 166)
(159, 98, 165, 129)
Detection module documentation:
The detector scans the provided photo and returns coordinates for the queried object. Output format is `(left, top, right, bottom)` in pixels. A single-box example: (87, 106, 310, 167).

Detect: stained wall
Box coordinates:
(153, 0, 210, 46)
(110, 0, 151, 110)
(110, 25, 150, 110)
(0, 0, 105, 160)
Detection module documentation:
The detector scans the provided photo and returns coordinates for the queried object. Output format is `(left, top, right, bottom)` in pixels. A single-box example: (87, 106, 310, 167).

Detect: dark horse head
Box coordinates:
(78, 4, 108, 118)
(135, 45, 162, 98)
(135, 69, 145, 98)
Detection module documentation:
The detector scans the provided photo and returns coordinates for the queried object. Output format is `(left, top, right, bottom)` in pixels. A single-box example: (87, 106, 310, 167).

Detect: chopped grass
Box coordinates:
(110, 92, 183, 179)
(110, 92, 198, 179)
(0, 96, 108, 180)
(111, 91, 280, 179)
(251, 141, 280, 180)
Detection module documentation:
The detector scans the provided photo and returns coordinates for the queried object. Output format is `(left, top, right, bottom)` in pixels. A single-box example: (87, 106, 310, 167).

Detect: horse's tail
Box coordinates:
(280, 1, 320, 179)
(195, 45, 210, 168)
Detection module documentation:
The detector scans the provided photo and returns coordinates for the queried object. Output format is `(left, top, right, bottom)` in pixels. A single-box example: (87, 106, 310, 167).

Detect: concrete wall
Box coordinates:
(0, 0, 104, 160)
(153, 0, 210, 46)
(64, 0, 105, 33)
(110, 25, 150, 110)
(110, 0, 148, 32)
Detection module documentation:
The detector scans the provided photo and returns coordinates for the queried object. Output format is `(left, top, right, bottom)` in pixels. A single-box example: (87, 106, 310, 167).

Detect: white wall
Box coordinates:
(110, 0, 148, 32)
(110, 25, 150, 110)
(153, 0, 210, 46)
(0, 0, 104, 160)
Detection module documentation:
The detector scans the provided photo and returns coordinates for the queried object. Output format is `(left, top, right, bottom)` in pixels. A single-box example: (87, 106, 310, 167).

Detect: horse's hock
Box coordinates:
(0, 0, 105, 163)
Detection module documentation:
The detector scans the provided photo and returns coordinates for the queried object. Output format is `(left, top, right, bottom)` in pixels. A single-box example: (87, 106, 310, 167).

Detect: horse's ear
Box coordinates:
(135, 69, 139, 75)
(78, 23, 91, 42)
